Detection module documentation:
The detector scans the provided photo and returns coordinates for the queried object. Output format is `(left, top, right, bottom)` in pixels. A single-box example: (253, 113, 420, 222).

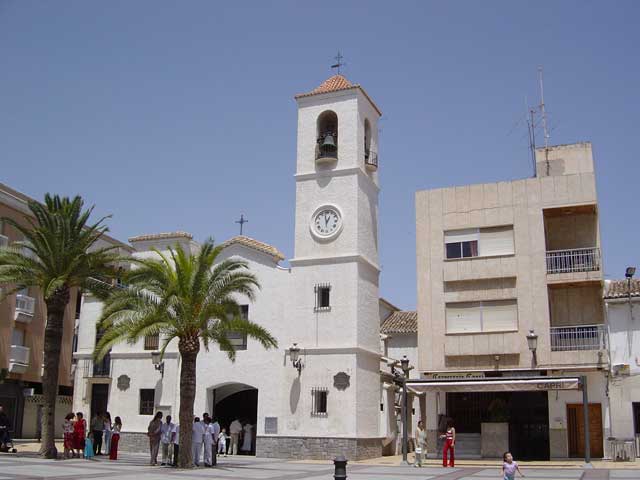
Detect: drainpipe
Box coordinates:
(581, 375, 591, 465)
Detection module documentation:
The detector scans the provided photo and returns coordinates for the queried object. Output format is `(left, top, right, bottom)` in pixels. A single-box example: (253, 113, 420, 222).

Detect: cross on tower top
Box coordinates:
(331, 51, 345, 75)
(235, 214, 248, 236)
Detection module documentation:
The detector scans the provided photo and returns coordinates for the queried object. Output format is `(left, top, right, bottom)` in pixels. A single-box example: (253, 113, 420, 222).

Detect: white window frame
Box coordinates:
(446, 299, 518, 334)
(445, 225, 515, 260)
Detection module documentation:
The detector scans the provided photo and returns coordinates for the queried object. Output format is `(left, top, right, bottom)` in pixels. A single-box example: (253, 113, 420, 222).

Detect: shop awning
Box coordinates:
(406, 376, 581, 393)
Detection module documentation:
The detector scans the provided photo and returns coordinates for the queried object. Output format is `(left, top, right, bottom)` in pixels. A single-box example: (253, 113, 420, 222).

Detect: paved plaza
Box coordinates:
(0, 453, 637, 480)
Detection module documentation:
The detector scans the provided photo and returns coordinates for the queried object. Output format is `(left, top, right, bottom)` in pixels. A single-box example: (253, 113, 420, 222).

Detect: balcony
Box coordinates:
(550, 324, 606, 352)
(8, 345, 30, 374)
(92, 354, 111, 377)
(365, 151, 378, 171)
(14, 294, 36, 323)
(546, 247, 600, 274)
(0, 234, 8, 248)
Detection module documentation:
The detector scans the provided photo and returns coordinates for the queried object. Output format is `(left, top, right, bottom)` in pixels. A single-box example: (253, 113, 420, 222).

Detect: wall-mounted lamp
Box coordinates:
(526, 329, 538, 367)
(151, 351, 164, 376)
(289, 343, 303, 374)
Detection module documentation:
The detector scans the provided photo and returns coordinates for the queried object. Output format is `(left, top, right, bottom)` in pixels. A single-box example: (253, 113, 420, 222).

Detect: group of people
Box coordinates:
(62, 411, 122, 460)
(146, 412, 255, 467)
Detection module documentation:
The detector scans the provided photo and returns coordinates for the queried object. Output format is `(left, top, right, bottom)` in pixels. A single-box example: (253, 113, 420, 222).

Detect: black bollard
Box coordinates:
(333, 455, 347, 480)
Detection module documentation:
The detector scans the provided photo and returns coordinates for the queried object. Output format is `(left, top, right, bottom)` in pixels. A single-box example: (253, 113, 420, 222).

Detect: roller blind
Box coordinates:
(479, 226, 515, 256)
(446, 302, 481, 333)
(481, 300, 518, 332)
(444, 228, 479, 244)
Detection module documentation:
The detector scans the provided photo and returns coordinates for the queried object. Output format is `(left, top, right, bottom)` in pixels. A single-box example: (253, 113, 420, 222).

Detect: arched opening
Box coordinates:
(316, 110, 338, 161)
(210, 382, 258, 455)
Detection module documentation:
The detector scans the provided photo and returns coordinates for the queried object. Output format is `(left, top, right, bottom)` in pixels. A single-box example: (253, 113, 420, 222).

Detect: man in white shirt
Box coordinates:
(171, 423, 179, 467)
(160, 415, 175, 466)
(229, 418, 242, 456)
(192, 417, 205, 466)
(210, 418, 221, 466)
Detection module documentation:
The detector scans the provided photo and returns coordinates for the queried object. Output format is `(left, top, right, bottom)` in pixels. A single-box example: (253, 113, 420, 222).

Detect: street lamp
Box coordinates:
(397, 355, 413, 464)
(289, 343, 303, 374)
(625, 267, 635, 321)
(151, 351, 164, 376)
(526, 329, 538, 367)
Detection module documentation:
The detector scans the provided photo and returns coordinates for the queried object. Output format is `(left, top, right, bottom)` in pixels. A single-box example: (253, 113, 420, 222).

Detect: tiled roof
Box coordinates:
(381, 311, 417, 334)
(295, 74, 382, 115)
(604, 279, 640, 299)
(129, 231, 193, 243)
(221, 235, 285, 262)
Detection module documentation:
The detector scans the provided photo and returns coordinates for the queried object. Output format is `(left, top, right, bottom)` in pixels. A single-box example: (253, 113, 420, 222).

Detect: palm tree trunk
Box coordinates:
(40, 287, 69, 458)
(178, 337, 199, 468)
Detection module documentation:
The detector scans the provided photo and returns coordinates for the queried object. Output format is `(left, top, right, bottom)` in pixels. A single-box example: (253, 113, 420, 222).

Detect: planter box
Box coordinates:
(481, 422, 509, 458)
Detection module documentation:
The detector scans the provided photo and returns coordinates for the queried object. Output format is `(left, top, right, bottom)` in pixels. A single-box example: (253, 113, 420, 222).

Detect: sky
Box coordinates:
(1, 1, 639, 310)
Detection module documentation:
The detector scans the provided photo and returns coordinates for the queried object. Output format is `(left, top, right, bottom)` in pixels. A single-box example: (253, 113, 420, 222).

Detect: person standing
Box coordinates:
(192, 417, 205, 466)
(414, 420, 428, 467)
(241, 422, 253, 454)
(229, 418, 242, 455)
(210, 417, 220, 466)
(109, 417, 122, 460)
(203, 417, 214, 467)
(103, 412, 112, 455)
(171, 423, 179, 467)
(73, 412, 86, 458)
(440, 419, 456, 467)
(160, 415, 175, 466)
(217, 428, 227, 457)
(90, 412, 104, 455)
(147, 411, 163, 466)
(84, 432, 94, 459)
(62, 413, 75, 459)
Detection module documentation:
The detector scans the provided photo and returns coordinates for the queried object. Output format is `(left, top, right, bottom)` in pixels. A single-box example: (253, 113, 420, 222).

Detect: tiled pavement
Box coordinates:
(0, 453, 635, 480)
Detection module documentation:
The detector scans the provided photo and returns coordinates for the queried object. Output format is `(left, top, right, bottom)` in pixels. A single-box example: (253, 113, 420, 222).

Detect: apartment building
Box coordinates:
(413, 142, 607, 460)
(0, 182, 130, 438)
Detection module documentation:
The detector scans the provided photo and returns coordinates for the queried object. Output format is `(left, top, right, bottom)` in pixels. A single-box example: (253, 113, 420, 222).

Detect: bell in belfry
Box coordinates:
(320, 132, 337, 156)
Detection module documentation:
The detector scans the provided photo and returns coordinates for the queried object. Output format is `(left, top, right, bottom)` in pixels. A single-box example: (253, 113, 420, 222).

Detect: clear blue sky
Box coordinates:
(2, 1, 639, 309)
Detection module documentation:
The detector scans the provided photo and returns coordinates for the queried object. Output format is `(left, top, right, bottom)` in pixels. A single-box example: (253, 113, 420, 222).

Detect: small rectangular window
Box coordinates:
(221, 305, 249, 351)
(139, 389, 155, 415)
(311, 387, 328, 416)
(445, 226, 514, 260)
(314, 284, 331, 312)
(144, 334, 159, 351)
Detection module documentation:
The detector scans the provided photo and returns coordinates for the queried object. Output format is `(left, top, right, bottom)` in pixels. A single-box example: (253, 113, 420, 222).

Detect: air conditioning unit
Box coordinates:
(23, 388, 35, 397)
(612, 363, 630, 376)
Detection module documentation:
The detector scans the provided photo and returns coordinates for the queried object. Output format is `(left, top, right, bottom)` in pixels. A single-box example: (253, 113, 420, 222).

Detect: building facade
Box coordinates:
(0, 182, 129, 438)
(605, 278, 640, 457)
(72, 75, 411, 459)
(415, 142, 608, 459)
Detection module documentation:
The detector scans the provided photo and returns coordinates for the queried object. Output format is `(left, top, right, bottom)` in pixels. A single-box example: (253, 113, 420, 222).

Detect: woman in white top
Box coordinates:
(103, 412, 112, 455)
(241, 423, 253, 453)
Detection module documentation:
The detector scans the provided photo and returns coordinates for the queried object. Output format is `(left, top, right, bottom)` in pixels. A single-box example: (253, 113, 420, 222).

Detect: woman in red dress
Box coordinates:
(73, 412, 86, 458)
(109, 416, 122, 460)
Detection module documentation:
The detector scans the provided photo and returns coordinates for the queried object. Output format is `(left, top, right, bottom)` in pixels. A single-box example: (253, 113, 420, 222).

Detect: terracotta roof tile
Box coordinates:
(221, 235, 285, 262)
(381, 311, 417, 334)
(295, 74, 382, 115)
(605, 279, 640, 299)
(129, 231, 193, 243)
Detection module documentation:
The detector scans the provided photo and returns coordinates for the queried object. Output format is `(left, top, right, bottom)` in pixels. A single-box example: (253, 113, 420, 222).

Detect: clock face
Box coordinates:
(312, 207, 341, 238)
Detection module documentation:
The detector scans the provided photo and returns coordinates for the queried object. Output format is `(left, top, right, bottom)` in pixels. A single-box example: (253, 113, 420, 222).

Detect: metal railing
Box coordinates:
(92, 354, 111, 377)
(365, 151, 378, 169)
(9, 345, 30, 365)
(550, 324, 606, 351)
(144, 334, 159, 350)
(0, 234, 8, 248)
(15, 294, 36, 315)
(546, 247, 600, 274)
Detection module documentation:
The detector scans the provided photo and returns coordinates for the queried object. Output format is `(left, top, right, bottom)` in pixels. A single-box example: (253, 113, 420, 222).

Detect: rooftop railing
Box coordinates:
(550, 324, 606, 352)
(546, 247, 600, 274)
(365, 151, 378, 170)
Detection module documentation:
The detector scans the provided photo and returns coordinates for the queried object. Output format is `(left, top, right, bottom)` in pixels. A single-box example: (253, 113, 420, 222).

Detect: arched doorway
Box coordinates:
(210, 383, 258, 455)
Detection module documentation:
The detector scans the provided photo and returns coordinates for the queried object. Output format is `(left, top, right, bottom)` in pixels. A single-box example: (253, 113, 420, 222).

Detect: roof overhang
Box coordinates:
(406, 376, 581, 393)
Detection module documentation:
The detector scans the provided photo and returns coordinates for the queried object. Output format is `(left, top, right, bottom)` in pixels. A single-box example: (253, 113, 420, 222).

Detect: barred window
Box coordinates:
(144, 334, 159, 351)
(314, 284, 331, 312)
(221, 305, 249, 351)
(139, 389, 155, 415)
(311, 387, 328, 416)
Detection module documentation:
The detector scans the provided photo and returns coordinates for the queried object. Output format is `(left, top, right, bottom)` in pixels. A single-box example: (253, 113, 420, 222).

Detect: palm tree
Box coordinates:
(0, 194, 119, 458)
(94, 239, 278, 468)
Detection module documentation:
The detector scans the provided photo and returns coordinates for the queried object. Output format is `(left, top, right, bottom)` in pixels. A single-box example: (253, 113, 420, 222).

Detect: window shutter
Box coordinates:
(481, 300, 518, 332)
(479, 226, 514, 256)
(446, 302, 482, 333)
(444, 228, 479, 244)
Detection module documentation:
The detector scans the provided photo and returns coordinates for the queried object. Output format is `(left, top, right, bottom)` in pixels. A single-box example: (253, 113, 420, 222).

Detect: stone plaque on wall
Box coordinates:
(265, 417, 278, 434)
(117, 374, 130, 391)
(333, 372, 350, 390)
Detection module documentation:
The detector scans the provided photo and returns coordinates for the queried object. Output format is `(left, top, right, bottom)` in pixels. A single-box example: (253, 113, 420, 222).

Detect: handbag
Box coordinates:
(415, 447, 422, 454)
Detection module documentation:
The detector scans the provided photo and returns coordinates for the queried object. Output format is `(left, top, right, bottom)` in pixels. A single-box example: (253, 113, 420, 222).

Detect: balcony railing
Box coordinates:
(0, 234, 8, 248)
(92, 354, 111, 377)
(546, 247, 601, 274)
(365, 151, 378, 171)
(9, 345, 30, 374)
(550, 324, 606, 352)
(15, 294, 36, 315)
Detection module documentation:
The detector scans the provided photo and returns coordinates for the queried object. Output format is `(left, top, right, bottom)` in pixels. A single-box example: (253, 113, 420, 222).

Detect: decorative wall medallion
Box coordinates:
(117, 374, 130, 391)
(333, 372, 350, 390)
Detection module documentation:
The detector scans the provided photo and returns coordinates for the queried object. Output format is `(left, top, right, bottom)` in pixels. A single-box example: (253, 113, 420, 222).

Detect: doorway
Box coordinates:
(210, 383, 258, 455)
(90, 384, 109, 419)
(567, 403, 603, 458)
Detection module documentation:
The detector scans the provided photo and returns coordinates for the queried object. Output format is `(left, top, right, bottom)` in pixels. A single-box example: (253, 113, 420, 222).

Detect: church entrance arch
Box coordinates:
(209, 382, 258, 455)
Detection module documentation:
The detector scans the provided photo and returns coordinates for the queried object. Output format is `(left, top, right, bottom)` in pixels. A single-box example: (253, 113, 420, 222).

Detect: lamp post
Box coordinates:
(526, 329, 538, 368)
(289, 343, 303, 374)
(399, 355, 412, 464)
(151, 351, 164, 376)
(625, 267, 635, 321)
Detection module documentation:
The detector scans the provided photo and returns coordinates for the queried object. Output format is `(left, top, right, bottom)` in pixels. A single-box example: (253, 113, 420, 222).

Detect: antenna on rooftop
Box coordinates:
(538, 65, 550, 149)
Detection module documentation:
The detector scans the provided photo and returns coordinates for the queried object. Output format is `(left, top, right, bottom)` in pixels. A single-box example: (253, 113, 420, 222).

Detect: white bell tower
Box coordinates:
(285, 74, 383, 453)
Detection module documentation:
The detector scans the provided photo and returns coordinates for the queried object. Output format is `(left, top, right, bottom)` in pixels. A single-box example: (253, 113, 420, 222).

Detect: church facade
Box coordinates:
(72, 75, 411, 459)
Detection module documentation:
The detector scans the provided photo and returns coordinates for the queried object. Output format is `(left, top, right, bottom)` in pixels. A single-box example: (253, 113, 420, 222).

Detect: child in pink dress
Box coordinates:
(502, 452, 524, 479)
